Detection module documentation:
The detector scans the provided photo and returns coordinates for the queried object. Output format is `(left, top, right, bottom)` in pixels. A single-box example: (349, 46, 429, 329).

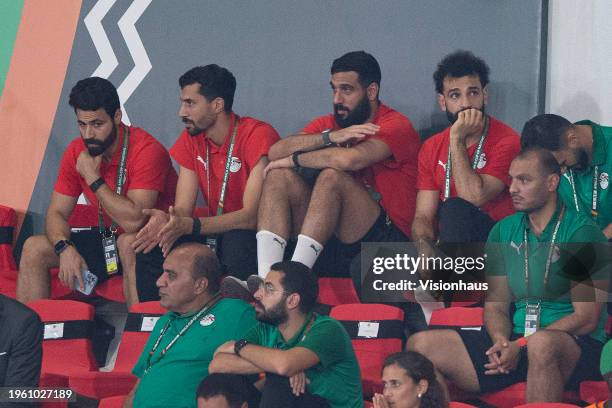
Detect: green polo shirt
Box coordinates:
(486, 198, 608, 343)
(244, 313, 363, 408)
(559, 120, 612, 232)
(132, 298, 256, 408)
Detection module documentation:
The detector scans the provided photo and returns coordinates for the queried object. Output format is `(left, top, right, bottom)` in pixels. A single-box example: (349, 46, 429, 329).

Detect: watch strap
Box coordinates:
(234, 339, 249, 356)
(54, 239, 74, 256)
(89, 177, 106, 193)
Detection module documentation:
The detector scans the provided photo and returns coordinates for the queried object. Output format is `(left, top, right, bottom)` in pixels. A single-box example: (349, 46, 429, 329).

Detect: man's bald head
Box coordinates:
(169, 243, 221, 293)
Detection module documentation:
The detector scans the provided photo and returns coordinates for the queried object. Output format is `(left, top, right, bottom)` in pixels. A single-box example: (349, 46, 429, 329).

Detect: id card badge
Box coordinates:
(102, 234, 119, 275)
(205, 236, 217, 253)
(524, 303, 541, 337)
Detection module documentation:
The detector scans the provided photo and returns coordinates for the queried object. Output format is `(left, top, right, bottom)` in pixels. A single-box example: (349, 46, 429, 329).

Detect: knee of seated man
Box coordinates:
(21, 235, 53, 260)
(117, 233, 136, 253)
(315, 168, 351, 188)
(526, 330, 562, 364)
(266, 167, 301, 186)
(406, 330, 435, 355)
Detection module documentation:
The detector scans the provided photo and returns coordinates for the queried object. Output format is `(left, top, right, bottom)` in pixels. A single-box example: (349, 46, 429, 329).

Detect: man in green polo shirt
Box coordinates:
(123, 243, 257, 408)
(210, 261, 363, 408)
(521, 114, 612, 239)
(407, 148, 608, 403)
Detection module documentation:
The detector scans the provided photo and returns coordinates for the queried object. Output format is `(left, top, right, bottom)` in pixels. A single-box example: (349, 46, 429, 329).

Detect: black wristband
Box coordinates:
(192, 217, 201, 236)
(89, 177, 105, 193)
(292, 151, 302, 169)
(234, 339, 249, 356)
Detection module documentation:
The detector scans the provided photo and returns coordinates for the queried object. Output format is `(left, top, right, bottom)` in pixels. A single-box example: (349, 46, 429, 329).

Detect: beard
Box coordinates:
(255, 298, 288, 326)
(182, 118, 204, 137)
(334, 95, 371, 128)
(85, 123, 117, 157)
(573, 148, 590, 170)
(445, 105, 486, 124)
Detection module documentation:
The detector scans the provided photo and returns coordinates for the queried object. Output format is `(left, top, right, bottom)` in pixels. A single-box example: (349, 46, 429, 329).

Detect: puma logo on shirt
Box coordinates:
(510, 241, 523, 255)
(437, 160, 447, 171)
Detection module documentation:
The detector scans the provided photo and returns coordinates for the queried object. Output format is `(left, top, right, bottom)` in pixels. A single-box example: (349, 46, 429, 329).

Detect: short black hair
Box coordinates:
(433, 50, 490, 94)
(515, 147, 562, 177)
(270, 261, 318, 314)
(179, 65, 236, 112)
(196, 374, 250, 408)
(331, 51, 382, 90)
(521, 114, 573, 151)
(68, 77, 120, 118)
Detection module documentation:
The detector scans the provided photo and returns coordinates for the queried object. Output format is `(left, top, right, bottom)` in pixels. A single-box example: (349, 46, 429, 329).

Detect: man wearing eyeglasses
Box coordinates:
(123, 243, 256, 408)
(210, 261, 363, 408)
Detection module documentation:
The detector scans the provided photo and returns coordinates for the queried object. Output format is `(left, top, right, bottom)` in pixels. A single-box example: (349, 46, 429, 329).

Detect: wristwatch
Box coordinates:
(54, 239, 74, 256)
(234, 339, 249, 356)
(321, 129, 336, 147)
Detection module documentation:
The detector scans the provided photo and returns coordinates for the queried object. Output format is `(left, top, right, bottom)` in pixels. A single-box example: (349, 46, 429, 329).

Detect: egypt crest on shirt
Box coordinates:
(476, 152, 487, 170)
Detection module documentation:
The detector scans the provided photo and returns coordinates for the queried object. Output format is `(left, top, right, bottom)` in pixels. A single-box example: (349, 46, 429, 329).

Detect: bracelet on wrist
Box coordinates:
(89, 177, 105, 193)
(516, 337, 528, 348)
(292, 151, 302, 169)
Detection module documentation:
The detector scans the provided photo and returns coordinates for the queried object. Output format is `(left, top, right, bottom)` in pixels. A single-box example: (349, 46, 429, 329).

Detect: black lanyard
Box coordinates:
(97, 125, 130, 235)
(443, 116, 489, 200)
(205, 119, 239, 217)
(145, 293, 222, 374)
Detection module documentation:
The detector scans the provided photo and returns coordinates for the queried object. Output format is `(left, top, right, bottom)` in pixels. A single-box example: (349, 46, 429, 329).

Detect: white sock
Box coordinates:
(291, 234, 324, 269)
(256, 230, 287, 278)
(414, 288, 445, 324)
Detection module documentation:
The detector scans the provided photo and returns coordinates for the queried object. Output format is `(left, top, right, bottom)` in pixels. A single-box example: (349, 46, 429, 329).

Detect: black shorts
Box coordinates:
(457, 328, 604, 393)
(135, 230, 257, 301)
(340, 207, 408, 260)
(70, 229, 122, 283)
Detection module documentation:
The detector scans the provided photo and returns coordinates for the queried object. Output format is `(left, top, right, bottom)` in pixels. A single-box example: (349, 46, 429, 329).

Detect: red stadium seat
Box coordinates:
(94, 276, 125, 303)
(428, 306, 483, 328)
(28, 299, 98, 407)
(68, 301, 166, 400)
(449, 403, 479, 408)
(330, 303, 404, 398)
(28, 299, 98, 374)
(98, 395, 127, 408)
(514, 404, 581, 408)
(580, 381, 610, 404)
(0, 204, 17, 270)
(318, 277, 360, 306)
(481, 382, 579, 408)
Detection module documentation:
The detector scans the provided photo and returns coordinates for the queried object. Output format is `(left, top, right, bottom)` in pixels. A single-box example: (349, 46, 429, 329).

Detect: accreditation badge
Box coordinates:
(102, 234, 119, 275)
(524, 303, 540, 337)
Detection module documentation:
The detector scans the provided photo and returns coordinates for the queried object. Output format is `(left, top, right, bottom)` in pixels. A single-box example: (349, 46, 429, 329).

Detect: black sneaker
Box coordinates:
(220, 276, 253, 302)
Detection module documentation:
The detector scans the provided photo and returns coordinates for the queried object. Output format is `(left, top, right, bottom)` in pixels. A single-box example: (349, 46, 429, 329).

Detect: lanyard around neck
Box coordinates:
(205, 119, 239, 217)
(97, 125, 130, 235)
(568, 166, 599, 219)
(145, 293, 222, 374)
(444, 116, 489, 200)
(523, 203, 565, 295)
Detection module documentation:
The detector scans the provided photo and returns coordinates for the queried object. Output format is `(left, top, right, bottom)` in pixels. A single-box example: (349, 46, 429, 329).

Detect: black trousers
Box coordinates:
(135, 229, 256, 301)
(259, 373, 330, 408)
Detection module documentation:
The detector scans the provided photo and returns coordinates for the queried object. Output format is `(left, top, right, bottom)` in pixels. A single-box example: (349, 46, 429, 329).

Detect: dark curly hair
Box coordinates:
(382, 351, 447, 408)
(433, 50, 489, 94)
(179, 64, 236, 112)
